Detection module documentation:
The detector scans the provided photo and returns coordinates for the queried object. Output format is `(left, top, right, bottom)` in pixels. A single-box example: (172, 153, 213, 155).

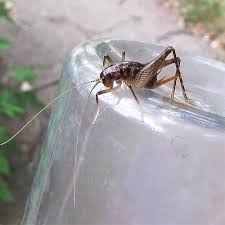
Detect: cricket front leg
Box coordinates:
(93, 82, 122, 124)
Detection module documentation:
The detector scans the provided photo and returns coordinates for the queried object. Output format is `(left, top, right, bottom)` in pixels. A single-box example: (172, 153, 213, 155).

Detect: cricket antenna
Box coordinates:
(0, 78, 100, 146)
(74, 80, 100, 207)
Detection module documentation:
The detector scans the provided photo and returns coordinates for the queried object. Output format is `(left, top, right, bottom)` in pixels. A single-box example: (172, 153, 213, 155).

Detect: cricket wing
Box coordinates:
(134, 62, 158, 88)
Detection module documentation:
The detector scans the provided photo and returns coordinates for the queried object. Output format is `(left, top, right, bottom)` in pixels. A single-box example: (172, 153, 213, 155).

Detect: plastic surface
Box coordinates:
(22, 39, 225, 225)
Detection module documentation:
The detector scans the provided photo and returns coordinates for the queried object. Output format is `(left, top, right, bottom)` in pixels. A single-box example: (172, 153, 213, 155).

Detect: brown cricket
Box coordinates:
(92, 46, 189, 122)
(0, 46, 189, 146)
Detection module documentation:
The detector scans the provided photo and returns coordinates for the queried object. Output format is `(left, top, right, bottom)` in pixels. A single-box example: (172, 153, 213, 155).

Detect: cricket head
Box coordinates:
(100, 70, 113, 88)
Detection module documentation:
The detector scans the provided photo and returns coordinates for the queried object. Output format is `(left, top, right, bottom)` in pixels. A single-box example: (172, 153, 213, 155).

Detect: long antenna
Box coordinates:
(74, 80, 100, 207)
(0, 79, 100, 146)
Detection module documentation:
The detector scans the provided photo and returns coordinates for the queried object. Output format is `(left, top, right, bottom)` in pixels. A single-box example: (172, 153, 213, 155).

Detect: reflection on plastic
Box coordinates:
(22, 39, 225, 225)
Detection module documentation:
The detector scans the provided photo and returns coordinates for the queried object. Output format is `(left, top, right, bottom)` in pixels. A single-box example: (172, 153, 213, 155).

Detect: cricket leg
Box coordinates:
(126, 84, 140, 104)
(170, 49, 189, 103)
(154, 55, 187, 103)
(126, 84, 144, 122)
(153, 73, 192, 105)
(159, 57, 181, 69)
(155, 57, 181, 77)
(154, 46, 188, 103)
(140, 46, 188, 103)
(152, 75, 177, 89)
(93, 81, 122, 124)
(170, 68, 189, 103)
(103, 55, 115, 67)
(121, 51, 126, 61)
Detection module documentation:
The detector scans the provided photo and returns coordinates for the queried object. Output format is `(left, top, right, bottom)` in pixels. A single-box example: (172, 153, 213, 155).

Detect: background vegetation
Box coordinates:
(181, 0, 225, 33)
(0, 0, 41, 203)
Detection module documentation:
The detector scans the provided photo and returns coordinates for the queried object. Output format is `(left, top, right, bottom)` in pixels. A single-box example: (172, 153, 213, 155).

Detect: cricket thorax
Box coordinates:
(101, 61, 145, 81)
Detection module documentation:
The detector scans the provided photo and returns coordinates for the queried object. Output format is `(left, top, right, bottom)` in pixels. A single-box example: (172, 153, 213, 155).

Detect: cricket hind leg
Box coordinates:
(151, 57, 181, 87)
(155, 46, 189, 103)
(160, 57, 181, 69)
(93, 81, 122, 124)
(154, 57, 181, 79)
(152, 75, 177, 89)
(168, 47, 189, 103)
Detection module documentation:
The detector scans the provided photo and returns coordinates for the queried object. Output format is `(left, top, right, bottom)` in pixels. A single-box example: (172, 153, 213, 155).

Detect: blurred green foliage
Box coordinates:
(0, 0, 41, 203)
(0, 37, 11, 49)
(0, 90, 42, 118)
(0, 129, 13, 203)
(10, 66, 38, 82)
(0, 0, 14, 23)
(0, 127, 14, 203)
(0, 178, 14, 202)
(181, 0, 225, 32)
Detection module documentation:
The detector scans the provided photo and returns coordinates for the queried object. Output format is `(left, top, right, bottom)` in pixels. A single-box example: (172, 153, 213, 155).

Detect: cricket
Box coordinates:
(0, 45, 189, 146)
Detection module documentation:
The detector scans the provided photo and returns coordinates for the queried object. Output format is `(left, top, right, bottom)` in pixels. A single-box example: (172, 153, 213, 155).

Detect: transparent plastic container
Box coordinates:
(22, 39, 225, 225)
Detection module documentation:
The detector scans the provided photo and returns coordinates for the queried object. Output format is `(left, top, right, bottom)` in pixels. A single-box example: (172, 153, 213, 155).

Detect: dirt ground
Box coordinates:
(0, 0, 216, 224)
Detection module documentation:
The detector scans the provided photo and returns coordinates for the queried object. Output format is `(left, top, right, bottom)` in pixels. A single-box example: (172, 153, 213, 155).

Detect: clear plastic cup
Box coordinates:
(22, 39, 225, 225)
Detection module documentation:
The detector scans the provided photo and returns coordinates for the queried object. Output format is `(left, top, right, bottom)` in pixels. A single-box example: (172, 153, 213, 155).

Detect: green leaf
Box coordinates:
(0, 0, 14, 23)
(182, 0, 224, 24)
(9, 66, 38, 82)
(0, 89, 43, 118)
(0, 90, 25, 118)
(0, 36, 11, 49)
(0, 155, 10, 175)
(0, 178, 14, 203)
